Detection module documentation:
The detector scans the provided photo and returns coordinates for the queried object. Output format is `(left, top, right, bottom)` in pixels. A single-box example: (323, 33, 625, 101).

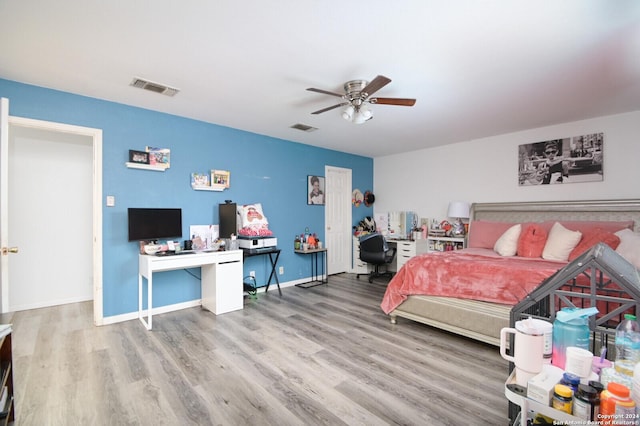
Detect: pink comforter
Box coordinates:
(380, 248, 566, 314)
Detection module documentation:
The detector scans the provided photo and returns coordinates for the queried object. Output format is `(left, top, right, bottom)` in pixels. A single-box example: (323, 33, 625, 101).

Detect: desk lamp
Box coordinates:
(448, 201, 470, 237)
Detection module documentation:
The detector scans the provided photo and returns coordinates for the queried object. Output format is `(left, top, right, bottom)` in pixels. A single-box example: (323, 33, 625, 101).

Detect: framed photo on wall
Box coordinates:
(211, 169, 230, 188)
(307, 175, 325, 205)
(518, 132, 604, 186)
(129, 150, 149, 164)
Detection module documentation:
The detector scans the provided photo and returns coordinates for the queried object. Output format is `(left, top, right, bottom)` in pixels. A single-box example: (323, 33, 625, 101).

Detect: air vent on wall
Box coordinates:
(130, 77, 180, 97)
(290, 123, 318, 132)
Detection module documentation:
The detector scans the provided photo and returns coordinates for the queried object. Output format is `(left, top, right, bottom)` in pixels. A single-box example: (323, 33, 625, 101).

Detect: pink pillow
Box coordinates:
(517, 224, 548, 258)
(568, 229, 621, 261)
(468, 221, 518, 249)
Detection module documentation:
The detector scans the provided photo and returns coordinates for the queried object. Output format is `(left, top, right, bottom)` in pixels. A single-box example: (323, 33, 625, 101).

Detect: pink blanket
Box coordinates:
(380, 248, 566, 314)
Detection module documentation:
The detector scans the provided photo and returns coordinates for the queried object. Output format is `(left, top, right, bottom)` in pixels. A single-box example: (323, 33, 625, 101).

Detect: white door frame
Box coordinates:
(0, 98, 104, 324)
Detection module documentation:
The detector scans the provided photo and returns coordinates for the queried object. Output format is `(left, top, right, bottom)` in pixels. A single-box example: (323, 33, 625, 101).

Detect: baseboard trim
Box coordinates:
(101, 278, 305, 326)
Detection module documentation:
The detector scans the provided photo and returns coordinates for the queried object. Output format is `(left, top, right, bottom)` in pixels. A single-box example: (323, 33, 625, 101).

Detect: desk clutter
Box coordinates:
(373, 211, 419, 240)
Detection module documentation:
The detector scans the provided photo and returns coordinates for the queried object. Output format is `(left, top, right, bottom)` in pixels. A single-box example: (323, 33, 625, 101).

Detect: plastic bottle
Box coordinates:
(552, 307, 598, 369)
(600, 382, 635, 425)
(573, 384, 598, 421)
(294, 235, 300, 250)
(552, 384, 573, 414)
(561, 372, 581, 394)
(589, 380, 604, 421)
(615, 314, 640, 376)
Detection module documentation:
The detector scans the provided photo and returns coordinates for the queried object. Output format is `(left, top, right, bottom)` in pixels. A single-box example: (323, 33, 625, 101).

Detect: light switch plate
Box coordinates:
(106, 195, 115, 207)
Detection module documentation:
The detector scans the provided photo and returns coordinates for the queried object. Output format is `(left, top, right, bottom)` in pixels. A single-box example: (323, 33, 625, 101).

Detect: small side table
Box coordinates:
(294, 248, 328, 288)
(242, 248, 282, 295)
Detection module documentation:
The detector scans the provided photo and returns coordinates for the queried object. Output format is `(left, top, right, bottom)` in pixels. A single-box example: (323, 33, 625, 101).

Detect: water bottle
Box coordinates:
(552, 307, 598, 370)
(615, 314, 640, 376)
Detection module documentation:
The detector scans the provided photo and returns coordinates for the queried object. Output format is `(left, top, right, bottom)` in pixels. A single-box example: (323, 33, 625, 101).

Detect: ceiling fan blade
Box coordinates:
(311, 103, 347, 114)
(361, 75, 392, 98)
(307, 87, 344, 97)
(370, 97, 416, 106)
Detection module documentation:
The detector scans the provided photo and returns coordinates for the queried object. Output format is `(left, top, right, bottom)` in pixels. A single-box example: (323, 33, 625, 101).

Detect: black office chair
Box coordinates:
(356, 233, 396, 283)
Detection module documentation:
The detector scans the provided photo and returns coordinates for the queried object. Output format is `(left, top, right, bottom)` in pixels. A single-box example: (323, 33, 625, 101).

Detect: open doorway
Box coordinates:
(1, 100, 103, 323)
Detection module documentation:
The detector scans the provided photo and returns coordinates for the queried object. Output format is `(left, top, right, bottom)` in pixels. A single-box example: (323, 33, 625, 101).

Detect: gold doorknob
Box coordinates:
(1, 247, 18, 255)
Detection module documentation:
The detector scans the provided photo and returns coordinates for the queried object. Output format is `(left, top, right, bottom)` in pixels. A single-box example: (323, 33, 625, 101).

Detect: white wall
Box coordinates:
(374, 111, 640, 223)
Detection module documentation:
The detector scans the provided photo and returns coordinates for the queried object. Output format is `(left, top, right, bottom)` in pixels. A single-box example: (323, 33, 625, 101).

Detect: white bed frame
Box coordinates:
(388, 199, 640, 346)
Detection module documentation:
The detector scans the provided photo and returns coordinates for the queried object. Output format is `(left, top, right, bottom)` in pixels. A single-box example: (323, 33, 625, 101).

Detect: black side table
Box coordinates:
(294, 248, 328, 288)
(242, 247, 282, 295)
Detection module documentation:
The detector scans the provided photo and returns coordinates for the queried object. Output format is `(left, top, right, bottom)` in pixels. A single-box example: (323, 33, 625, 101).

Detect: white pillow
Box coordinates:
(615, 229, 640, 269)
(542, 222, 582, 261)
(494, 224, 522, 256)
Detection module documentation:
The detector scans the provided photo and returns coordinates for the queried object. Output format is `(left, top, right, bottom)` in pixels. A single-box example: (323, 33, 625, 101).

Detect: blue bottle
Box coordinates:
(552, 307, 598, 369)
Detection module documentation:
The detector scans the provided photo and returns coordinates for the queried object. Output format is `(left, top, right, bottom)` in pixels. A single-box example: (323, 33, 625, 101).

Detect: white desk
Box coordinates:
(138, 250, 243, 330)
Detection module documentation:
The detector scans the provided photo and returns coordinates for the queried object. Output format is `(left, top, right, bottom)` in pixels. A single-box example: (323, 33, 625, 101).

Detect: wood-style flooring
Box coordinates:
(7, 273, 510, 425)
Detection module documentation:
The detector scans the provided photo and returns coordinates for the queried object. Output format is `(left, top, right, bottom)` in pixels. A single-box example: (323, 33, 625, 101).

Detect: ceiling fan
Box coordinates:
(306, 75, 416, 124)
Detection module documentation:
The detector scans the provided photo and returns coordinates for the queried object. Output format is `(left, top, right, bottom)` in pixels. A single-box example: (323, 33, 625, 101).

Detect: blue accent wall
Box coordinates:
(0, 79, 374, 317)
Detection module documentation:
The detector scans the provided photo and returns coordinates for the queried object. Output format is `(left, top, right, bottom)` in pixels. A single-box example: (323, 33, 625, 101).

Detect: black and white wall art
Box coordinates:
(518, 132, 603, 186)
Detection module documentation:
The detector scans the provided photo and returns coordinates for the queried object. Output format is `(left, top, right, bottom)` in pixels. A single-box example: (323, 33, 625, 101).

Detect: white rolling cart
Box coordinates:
(505, 371, 582, 425)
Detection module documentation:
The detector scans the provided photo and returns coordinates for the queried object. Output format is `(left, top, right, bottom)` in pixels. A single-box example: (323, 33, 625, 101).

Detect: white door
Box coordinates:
(325, 165, 351, 275)
(0, 98, 103, 321)
(10, 126, 93, 310)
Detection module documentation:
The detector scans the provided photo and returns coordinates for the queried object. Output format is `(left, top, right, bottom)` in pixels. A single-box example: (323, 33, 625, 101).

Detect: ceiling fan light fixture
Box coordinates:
(360, 104, 372, 120)
(342, 104, 373, 124)
(351, 105, 373, 124)
(342, 105, 355, 121)
(308, 75, 413, 123)
(352, 111, 367, 124)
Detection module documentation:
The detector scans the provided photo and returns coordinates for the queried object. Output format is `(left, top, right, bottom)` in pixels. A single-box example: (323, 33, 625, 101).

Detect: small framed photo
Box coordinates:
(129, 150, 150, 164)
(211, 170, 230, 188)
(307, 175, 325, 205)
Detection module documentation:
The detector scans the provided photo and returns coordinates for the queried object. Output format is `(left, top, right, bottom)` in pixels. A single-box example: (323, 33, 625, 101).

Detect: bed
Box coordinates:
(381, 199, 640, 346)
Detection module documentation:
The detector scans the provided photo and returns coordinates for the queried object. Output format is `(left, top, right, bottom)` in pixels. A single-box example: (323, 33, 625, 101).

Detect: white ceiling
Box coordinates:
(1, 1, 639, 157)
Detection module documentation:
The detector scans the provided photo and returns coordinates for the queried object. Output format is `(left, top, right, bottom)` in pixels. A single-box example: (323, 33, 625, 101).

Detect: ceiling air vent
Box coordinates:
(130, 77, 180, 97)
(290, 123, 318, 132)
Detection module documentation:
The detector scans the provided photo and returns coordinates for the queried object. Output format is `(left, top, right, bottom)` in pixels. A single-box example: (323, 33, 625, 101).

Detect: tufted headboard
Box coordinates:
(470, 199, 640, 232)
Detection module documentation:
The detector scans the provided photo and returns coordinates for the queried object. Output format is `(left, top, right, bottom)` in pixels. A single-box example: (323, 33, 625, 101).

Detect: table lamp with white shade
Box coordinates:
(448, 201, 470, 237)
